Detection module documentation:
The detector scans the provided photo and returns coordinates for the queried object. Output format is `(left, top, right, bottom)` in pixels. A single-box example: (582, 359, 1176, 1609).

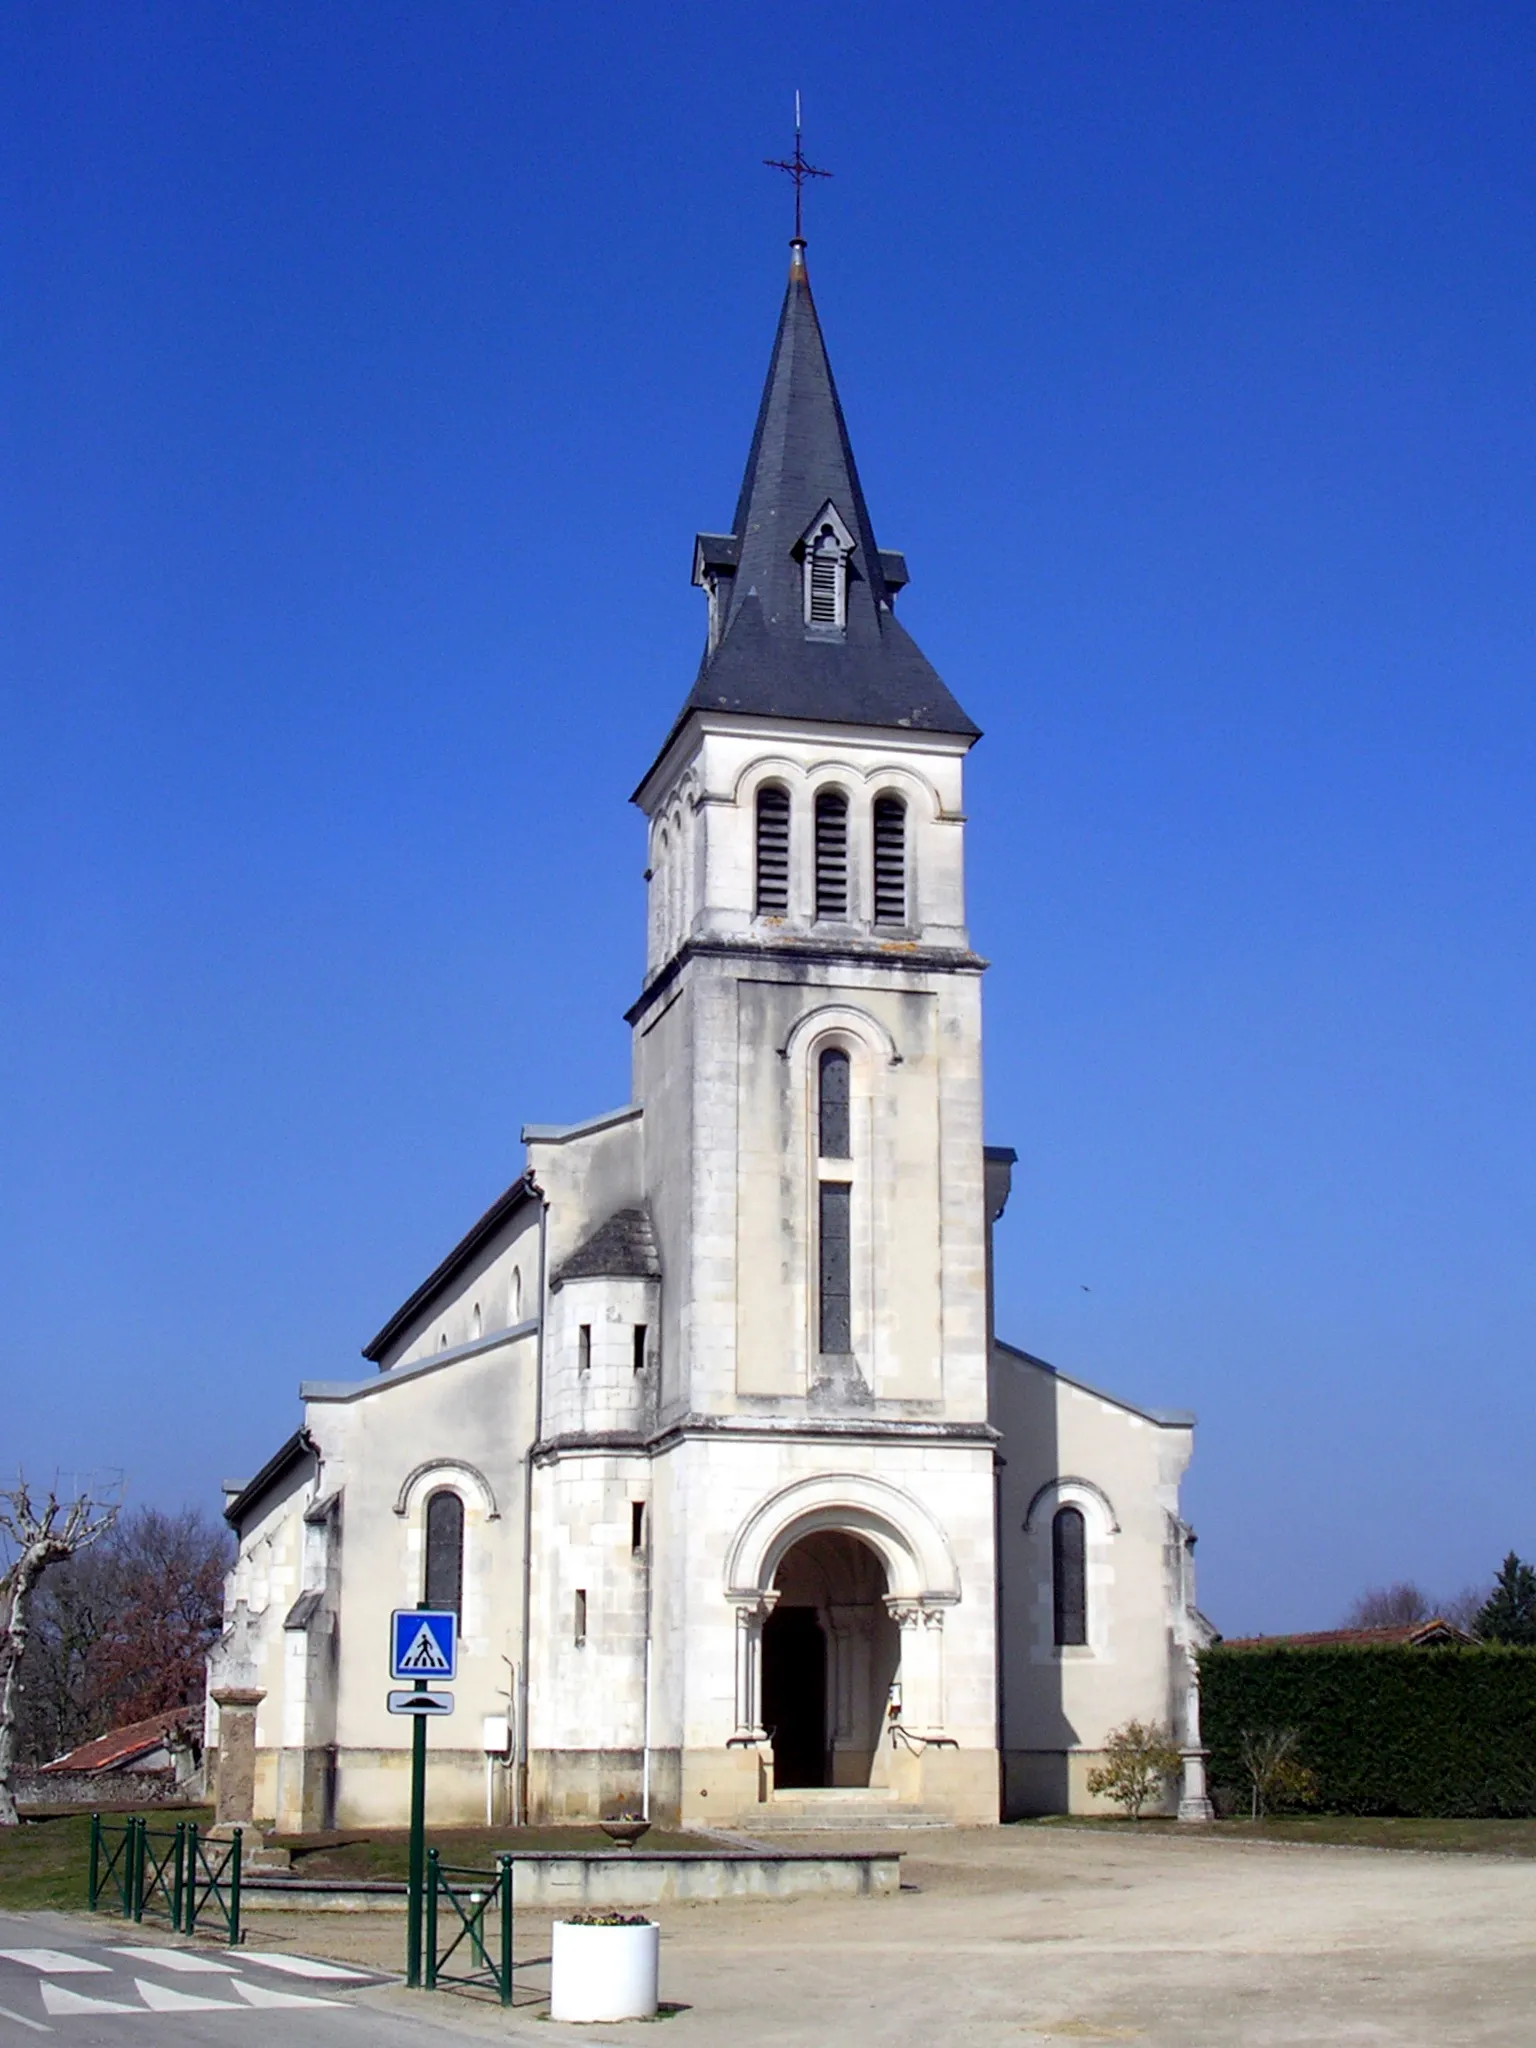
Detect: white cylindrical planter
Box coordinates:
(550, 1919, 660, 2023)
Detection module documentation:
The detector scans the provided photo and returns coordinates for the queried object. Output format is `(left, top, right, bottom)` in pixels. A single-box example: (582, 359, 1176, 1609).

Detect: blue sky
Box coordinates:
(4, 2, 1534, 1633)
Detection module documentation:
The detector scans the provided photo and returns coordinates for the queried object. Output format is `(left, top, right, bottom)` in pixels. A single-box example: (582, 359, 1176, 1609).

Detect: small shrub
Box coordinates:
(1085, 1719, 1184, 1819)
(1237, 1727, 1319, 1820)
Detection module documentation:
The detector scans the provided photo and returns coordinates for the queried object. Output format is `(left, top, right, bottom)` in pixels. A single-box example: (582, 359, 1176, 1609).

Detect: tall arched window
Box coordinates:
(872, 795, 907, 925)
(816, 1046, 853, 1352)
(424, 1489, 465, 1617)
(818, 1048, 850, 1158)
(814, 790, 849, 920)
(755, 784, 791, 915)
(1052, 1506, 1087, 1646)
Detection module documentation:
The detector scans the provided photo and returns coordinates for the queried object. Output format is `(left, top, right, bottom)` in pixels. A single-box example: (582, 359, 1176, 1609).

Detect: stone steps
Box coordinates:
(737, 1790, 952, 1831)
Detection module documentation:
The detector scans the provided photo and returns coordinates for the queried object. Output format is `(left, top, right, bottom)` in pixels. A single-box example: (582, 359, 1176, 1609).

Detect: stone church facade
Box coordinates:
(212, 237, 1213, 1832)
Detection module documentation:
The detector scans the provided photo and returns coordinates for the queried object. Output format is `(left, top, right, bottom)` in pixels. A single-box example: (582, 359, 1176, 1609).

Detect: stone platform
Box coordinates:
(243, 1845, 899, 1910)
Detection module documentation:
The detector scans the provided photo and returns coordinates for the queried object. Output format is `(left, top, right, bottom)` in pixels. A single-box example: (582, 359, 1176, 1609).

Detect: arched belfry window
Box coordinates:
(424, 1489, 465, 1617)
(755, 784, 790, 915)
(872, 796, 907, 925)
(814, 791, 849, 920)
(1052, 1505, 1087, 1646)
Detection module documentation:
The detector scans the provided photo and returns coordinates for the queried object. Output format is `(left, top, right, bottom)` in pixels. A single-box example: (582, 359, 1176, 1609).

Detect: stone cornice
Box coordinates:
(626, 935, 987, 1027)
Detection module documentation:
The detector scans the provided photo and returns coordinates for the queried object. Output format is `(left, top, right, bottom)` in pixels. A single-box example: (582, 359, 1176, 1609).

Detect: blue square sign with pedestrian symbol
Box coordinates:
(391, 1608, 457, 1681)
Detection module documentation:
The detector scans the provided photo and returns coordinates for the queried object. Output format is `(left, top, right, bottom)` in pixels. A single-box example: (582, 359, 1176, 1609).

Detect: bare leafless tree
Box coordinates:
(1344, 1582, 1432, 1629)
(0, 1479, 119, 1825)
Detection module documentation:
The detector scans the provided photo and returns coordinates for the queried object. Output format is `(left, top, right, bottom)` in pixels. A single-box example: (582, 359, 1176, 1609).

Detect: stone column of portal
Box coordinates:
(888, 1602, 946, 1733)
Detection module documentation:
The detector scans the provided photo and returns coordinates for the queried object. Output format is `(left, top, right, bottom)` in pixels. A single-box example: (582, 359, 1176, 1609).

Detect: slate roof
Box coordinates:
(552, 1205, 661, 1288)
(42, 1708, 196, 1776)
(653, 247, 979, 764)
(362, 1171, 538, 1363)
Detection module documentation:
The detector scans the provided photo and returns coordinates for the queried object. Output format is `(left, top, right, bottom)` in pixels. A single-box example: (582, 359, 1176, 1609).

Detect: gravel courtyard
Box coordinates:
(239, 1822, 1536, 2045)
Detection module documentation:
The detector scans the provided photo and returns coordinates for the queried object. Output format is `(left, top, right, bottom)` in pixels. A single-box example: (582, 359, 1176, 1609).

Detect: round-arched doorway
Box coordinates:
(760, 1530, 900, 1789)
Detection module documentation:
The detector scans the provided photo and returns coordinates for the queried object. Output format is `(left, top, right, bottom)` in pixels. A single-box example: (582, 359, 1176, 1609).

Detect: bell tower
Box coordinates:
(629, 236, 989, 1428)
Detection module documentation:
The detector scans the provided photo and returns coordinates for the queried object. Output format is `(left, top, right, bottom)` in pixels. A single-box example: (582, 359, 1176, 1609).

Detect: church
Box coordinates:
(211, 227, 1213, 1832)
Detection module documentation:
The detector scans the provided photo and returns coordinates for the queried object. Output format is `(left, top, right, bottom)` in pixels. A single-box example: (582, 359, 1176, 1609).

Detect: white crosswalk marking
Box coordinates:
(107, 1946, 236, 1973)
(0, 2002, 51, 2034)
(0, 1949, 110, 1974)
(234, 1950, 370, 1979)
(40, 1982, 136, 2015)
(133, 1977, 243, 2012)
(232, 1978, 340, 2009)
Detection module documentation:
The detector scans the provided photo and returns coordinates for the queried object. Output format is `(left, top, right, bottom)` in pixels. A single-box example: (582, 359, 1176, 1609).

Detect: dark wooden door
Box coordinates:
(761, 1606, 828, 1788)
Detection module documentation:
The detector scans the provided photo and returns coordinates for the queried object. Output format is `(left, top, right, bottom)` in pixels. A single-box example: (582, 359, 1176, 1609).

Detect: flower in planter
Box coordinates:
(566, 1910, 652, 1927)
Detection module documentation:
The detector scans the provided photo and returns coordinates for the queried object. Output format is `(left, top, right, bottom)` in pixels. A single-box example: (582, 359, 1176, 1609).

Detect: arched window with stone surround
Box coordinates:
(424, 1489, 465, 1616)
(1052, 1505, 1087, 1646)
(755, 783, 791, 915)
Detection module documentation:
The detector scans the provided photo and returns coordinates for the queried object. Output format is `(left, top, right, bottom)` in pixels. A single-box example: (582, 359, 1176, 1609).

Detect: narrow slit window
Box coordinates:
(574, 1589, 587, 1645)
(814, 791, 849, 919)
(578, 1325, 591, 1374)
(423, 1490, 464, 1617)
(818, 1048, 851, 1159)
(633, 1324, 648, 1374)
(873, 795, 907, 925)
(818, 1181, 852, 1353)
(755, 784, 790, 915)
(631, 1501, 646, 1555)
(1052, 1506, 1087, 1646)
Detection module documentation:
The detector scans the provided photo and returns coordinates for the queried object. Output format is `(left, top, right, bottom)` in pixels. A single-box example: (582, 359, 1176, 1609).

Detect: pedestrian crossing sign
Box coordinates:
(390, 1608, 457, 1681)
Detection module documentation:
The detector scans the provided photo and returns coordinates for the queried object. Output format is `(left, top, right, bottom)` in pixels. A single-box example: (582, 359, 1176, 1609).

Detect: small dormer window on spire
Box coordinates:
(798, 502, 855, 635)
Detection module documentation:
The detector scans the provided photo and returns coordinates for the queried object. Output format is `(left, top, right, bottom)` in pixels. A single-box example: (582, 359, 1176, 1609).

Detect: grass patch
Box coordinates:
(0, 1811, 706, 1913)
(1023, 1813, 1536, 1857)
(0, 1809, 211, 1911)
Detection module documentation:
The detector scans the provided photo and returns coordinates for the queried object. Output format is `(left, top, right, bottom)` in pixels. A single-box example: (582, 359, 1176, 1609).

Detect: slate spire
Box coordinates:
(679, 244, 979, 742)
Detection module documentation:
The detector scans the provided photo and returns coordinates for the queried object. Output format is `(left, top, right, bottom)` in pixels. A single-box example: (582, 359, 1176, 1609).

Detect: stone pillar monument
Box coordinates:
(210, 1687, 264, 1830)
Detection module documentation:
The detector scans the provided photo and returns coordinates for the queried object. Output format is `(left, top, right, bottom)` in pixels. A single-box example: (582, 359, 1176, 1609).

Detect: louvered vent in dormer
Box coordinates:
(808, 550, 840, 624)
(755, 784, 791, 915)
(815, 790, 849, 919)
(873, 795, 907, 925)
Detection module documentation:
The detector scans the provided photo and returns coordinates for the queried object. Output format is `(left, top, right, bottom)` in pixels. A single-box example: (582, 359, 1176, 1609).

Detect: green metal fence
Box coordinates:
(88, 1816, 242, 1946)
(424, 1849, 514, 2005)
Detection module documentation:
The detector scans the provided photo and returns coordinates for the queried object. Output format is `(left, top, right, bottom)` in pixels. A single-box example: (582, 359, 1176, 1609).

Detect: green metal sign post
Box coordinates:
(407, 1678, 428, 1987)
(389, 1602, 458, 1990)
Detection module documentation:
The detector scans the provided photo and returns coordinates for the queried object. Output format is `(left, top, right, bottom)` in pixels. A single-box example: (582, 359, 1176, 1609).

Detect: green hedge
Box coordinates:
(1199, 1644, 1536, 1817)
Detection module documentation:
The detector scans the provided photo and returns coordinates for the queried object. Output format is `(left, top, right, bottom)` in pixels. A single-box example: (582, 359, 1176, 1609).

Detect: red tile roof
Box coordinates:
(1220, 1619, 1475, 1650)
(40, 1708, 196, 1775)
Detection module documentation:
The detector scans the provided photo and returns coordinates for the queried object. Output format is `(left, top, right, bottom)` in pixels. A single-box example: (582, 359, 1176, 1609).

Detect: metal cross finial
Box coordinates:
(765, 92, 831, 244)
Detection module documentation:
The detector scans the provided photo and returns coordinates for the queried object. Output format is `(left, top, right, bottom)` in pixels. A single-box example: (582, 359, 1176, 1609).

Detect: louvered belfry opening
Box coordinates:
(872, 795, 907, 925)
(755, 783, 791, 915)
(814, 790, 849, 919)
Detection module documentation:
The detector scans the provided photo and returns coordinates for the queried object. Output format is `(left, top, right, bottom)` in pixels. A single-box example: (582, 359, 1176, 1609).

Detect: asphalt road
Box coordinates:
(0, 1912, 471, 2046)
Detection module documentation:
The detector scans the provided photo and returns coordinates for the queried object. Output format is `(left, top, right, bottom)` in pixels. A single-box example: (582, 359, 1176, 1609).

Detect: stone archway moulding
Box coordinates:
(1021, 1474, 1119, 1537)
(393, 1459, 500, 1520)
(778, 1003, 902, 1070)
(724, 1471, 960, 1606)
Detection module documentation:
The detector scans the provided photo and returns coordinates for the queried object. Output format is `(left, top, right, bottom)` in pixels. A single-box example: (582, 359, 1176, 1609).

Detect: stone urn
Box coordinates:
(550, 1916, 660, 2022)
(599, 1814, 652, 1850)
